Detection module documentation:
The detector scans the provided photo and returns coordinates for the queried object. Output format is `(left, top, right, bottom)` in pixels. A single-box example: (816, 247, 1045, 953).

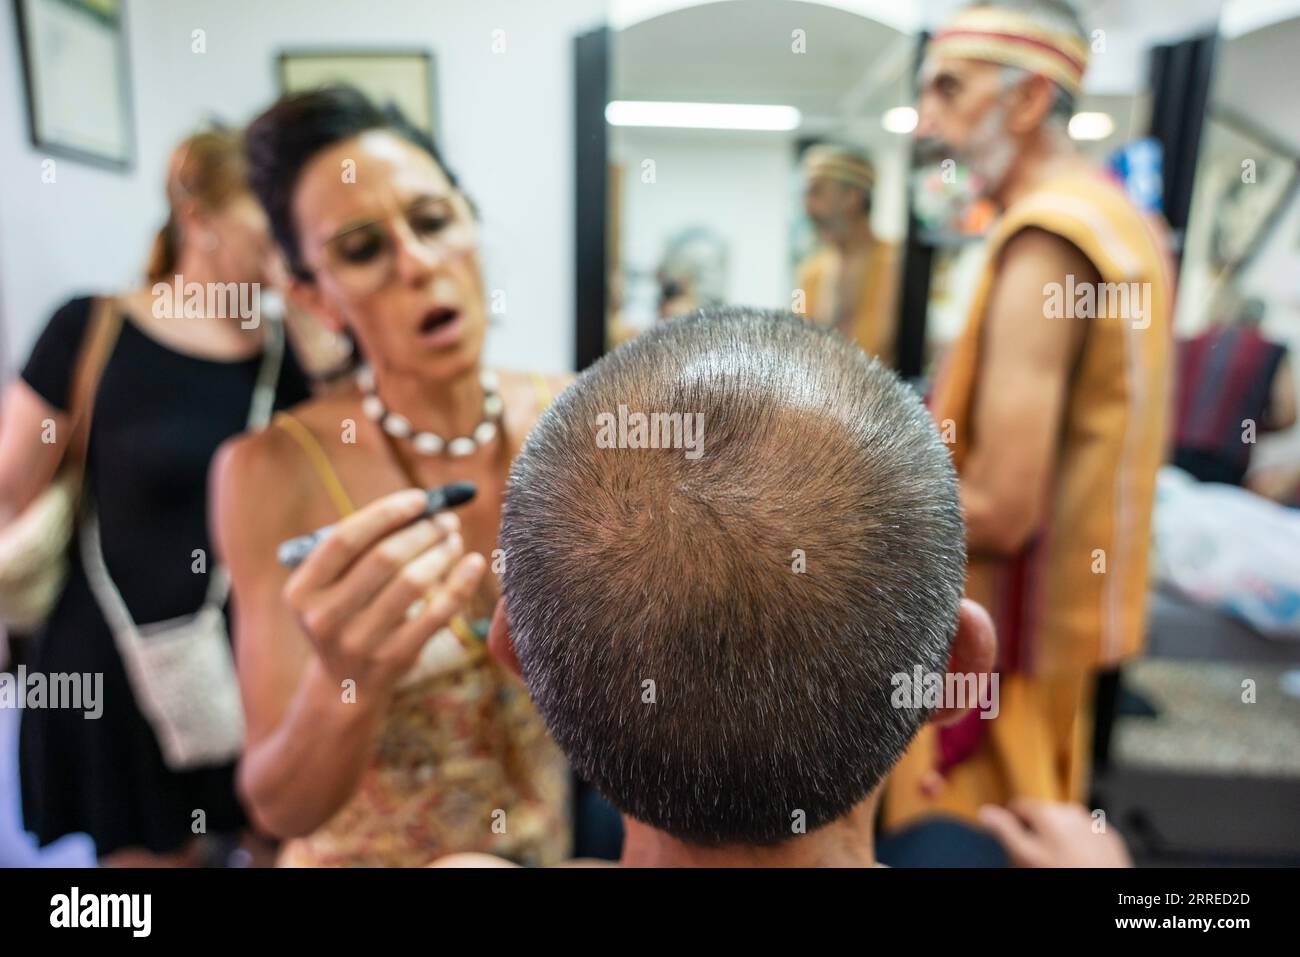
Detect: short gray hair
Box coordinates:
(500, 308, 966, 846)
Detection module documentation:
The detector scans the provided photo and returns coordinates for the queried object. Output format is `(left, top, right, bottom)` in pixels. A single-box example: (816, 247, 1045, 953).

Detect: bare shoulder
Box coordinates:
(495, 368, 576, 435)
(498, 367, 575, 398)
(878, 239, 903, 266)
(274, 388, 365, 441)
(985, 227, 1093, 365)
(542, 372, 576, 411)
(998, 225, 1099, 281)
(210, 395, 354, 562)
(800, 245, 832, 275)
(211, 419, 311, 556)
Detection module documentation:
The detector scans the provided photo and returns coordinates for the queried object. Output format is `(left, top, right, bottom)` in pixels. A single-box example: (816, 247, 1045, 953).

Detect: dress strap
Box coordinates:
(273, 412, 357, 517)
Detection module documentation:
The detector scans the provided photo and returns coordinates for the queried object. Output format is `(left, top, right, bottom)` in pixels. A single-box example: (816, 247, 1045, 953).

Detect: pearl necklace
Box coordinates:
(356, 364, 504, 457)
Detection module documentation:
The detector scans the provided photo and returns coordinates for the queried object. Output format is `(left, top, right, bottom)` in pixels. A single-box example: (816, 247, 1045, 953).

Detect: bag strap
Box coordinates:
(79, 502, 145, 640)
(82, 316, 286, 625)
(247, 315, 284, 433)
(201, 315, 284, 609)
(63, 297, 125, 503)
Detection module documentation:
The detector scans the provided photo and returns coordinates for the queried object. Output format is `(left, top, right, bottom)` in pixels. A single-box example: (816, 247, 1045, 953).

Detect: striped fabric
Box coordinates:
(1175, 325, 1286, 480)
(928, 6, 1091, 96)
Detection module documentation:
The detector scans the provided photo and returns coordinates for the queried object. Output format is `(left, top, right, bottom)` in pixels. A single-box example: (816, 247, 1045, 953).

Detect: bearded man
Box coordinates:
(798, 145, 902, 364)
(883, 0, 1174, 829)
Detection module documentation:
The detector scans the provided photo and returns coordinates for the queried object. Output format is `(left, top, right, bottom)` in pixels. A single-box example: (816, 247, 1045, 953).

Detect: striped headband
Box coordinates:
(802, 147, 876, 193)
(928, 6, 1090, 97)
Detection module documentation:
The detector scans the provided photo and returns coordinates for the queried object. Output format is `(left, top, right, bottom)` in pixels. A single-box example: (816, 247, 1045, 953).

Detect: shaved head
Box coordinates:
(500, 308, 965, 846)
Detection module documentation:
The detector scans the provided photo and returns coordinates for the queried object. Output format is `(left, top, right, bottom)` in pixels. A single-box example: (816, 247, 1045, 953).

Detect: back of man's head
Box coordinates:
(500, 308, 965, 846)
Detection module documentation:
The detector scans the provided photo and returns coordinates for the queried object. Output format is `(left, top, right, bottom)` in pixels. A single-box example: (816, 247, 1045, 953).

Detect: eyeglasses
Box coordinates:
(304, 197, 475, 295)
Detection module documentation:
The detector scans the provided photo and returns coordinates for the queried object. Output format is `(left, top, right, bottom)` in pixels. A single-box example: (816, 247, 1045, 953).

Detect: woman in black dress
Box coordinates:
(0, 131, 310, 864)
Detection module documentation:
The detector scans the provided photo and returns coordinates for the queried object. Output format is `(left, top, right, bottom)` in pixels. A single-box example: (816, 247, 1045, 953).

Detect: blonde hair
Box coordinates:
(146, 130, 249, 283)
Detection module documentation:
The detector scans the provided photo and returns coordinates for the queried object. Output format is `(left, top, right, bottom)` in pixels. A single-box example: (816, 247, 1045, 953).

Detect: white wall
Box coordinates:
(0, 2, 174, 376)
(612, 127, 796, 329)
(0, 0, 605, 378)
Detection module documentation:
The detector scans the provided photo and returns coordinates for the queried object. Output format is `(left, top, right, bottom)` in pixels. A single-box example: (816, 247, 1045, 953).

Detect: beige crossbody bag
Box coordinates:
(79, 316, 284, 770)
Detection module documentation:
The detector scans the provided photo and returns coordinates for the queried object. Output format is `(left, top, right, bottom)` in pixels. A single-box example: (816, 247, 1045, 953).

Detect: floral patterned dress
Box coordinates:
(272, 408, 570, 867)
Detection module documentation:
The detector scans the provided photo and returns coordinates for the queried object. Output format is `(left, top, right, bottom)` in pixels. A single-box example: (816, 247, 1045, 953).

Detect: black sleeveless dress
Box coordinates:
(18, 296, 310, 856)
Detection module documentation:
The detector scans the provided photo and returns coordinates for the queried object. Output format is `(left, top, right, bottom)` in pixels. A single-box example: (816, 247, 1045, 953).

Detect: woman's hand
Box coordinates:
(978, 799, 1134, 868)
(282, 487, 486, 697)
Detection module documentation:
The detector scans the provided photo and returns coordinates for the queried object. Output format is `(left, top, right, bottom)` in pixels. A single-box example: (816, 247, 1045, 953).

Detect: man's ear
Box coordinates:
(928, 598, 997, 726)
(487, 598, 523, 680)
(1007, 73, 1057, 135)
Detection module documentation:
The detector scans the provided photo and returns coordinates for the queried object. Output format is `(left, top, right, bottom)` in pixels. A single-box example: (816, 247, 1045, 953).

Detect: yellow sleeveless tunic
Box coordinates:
(798, 240, 901, 365)
(272, 374, 572, 867)
(884, 171, 1174, 827)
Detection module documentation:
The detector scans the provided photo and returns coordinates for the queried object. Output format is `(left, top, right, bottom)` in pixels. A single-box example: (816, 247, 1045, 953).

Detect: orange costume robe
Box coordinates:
(798, 240, 901, 365)
(883, 171, 1174, 828)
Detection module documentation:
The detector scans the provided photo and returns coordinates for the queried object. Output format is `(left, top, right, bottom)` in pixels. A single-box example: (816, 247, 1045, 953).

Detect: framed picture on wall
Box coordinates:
(14, 0, 135, 169)
(1201, 116, 1295, 274)
(278, 49, 438, 137)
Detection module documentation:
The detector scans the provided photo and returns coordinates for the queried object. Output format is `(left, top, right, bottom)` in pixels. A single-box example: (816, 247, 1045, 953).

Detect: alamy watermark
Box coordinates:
(0, 667, 103, 719)
(1043, 276, 1152, 330)
(890, 666, 1000, 719)
(595, 405, 705, 460)
(50, 887, 150, 937)
(152, 275, 261, 329)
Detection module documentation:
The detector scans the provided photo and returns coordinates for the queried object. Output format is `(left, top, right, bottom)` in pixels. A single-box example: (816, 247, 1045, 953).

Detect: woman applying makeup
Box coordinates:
(212, 88, 571, 866)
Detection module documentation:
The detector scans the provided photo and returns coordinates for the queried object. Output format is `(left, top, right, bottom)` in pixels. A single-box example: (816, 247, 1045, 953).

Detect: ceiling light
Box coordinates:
(1069, 112, 1115, 141)
(882, 106, 918, 134)
(605, 100, 801, 131)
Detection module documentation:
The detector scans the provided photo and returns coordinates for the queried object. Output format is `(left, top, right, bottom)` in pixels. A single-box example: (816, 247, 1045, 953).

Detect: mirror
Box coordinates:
(605, 0, 915, 368)
(1174, 4, 1300, 500)
(1177, 11, 1300, 333)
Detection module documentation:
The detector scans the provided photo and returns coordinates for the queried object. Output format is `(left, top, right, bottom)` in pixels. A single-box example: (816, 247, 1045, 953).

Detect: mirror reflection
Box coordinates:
(606, 0, 913, 368)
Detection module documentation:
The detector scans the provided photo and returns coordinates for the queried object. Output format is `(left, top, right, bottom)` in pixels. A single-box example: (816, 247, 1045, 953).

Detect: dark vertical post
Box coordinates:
(895, 31, 932, 383)
(570, 24, 625, 859)
(1148, 32, 1218, 255)
(894, 238, 935, 383)
(573, 26, 611, 371)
